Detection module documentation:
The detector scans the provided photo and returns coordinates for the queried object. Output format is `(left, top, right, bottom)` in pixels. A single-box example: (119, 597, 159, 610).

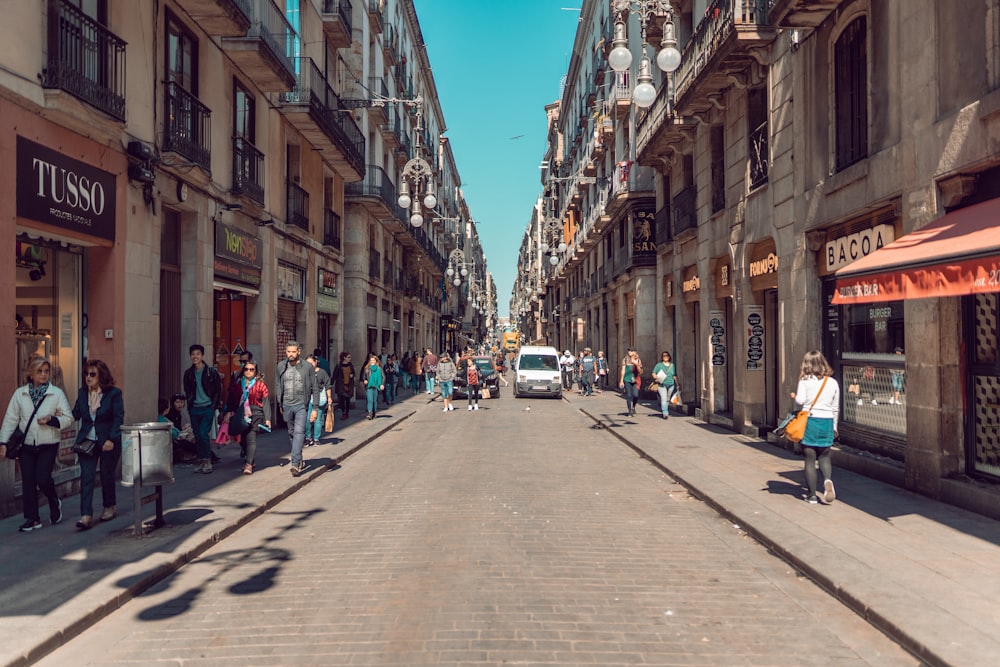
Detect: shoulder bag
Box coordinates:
(784, 376, 830, 444)
(5, 393, 48, 460)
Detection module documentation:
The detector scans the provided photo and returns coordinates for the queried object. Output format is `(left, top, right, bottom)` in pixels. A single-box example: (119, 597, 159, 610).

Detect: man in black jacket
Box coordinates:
(183, 344, 224, 473)
(275, 340, 320, 477)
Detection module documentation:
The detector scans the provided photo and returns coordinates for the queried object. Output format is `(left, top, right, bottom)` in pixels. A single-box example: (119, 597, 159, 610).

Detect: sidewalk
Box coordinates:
(0, 391, 431, 667)
(565, 388, 1000, 667)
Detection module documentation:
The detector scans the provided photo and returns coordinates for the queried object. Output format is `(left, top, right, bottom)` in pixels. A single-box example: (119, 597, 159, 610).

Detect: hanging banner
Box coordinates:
(746, 305, 765, 371)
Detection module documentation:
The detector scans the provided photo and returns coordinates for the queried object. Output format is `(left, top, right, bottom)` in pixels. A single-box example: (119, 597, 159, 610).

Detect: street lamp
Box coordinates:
(609, 0, 681, 109)
(392, 95, 437, 227)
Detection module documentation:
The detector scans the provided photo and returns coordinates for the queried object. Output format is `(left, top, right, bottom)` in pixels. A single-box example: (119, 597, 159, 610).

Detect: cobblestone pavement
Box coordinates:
(36, 391, 915, 666)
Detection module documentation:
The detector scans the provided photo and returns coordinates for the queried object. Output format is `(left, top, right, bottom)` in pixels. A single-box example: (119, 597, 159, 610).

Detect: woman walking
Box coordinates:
(651, 351, 679, 420)
(437, 353, 457, 412)
(462, 350, 482, 410)
(72, 360, 125, 528)
(0, 357, 73, 532)
(793, 350, 841, 504)
(384, 354, 399, 405)
(332, 352, 356, 420)
(618, 348, 643, 417)
(222, 360, 271, 475)
(305, 354, 332, 447)
(361, 354, 385, 420)
(596, 351, 609, 393)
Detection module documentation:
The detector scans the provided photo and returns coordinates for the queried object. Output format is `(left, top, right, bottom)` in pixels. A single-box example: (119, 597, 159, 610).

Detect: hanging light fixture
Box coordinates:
(609, 1, 682, 107)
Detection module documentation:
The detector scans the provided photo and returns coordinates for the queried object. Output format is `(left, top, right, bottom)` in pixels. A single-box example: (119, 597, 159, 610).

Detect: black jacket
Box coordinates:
(332, 362, 356, 397)
(72, 386, 125, 445)
(183, 364, 224, 410)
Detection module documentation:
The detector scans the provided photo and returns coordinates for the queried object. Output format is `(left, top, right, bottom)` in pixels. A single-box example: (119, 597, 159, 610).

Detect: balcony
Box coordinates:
(605, 162, 655, 219)
(321, 0, 352, 49)
(163, 81, 212, 170)
(768, 0, 839, 28)
(222, 0, 296, 92)
(173, 0, 251, 36)
(286, 181, 309, 232)
(612, 72, 632, 120)
(366, 0, 384, 34)
(638, 0, 776, 161)
(42, 0, 127, 121)
(367, 76, 389, 124)
(323, 208, 342, 249)
(344, 165, 397, 219)
(279, 57, 365, 180)
(383, 24, 399, 65)
(394, 136, 410, 168)
(672, 185, 697, 239)
(381, 107, 402, 149)
(232, 136, 264, 204)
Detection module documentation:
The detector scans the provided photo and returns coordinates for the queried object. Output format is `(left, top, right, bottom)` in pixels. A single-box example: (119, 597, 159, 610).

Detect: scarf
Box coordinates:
(28, 382, 49, 405)
(241, 377, 255, 420)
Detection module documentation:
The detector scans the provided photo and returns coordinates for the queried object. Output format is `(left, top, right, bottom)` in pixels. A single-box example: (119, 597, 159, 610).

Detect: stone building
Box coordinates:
(515, 0, 1000, 515)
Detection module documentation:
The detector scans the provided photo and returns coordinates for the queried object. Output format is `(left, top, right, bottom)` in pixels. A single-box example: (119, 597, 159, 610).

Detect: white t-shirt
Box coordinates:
(795, 375, 840, 429)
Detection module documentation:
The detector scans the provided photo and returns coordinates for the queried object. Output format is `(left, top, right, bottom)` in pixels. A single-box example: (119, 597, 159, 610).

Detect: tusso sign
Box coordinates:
(16, 136, 117, 241)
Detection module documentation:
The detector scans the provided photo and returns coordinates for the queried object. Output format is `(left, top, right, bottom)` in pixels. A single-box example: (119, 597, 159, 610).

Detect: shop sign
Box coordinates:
(213, 257, 261, 286)
(682, 265, 700, 302)
(748, 239, 779, 290)
(715, 258, 732, 298)
(16, 136, 116, 241)
(318, 267, 339, 297)
(631, 209, 656, 255)
(746, 306, 764, 371)
(317, 293, 340, 314)
(215, 221, 263, 269)
(823, 224, 894, 275)
(709, 309, 726, 366)
(277, 263, 305, 302)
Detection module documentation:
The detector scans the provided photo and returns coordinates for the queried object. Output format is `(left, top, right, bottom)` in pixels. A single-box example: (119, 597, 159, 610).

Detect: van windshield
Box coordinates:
(519, 354, 559, 371)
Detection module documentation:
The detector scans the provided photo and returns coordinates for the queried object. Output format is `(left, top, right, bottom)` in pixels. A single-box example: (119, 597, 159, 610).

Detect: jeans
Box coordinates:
(425, 373, 436, 393)
(189, 405, 216, 460)
(581, 370, 595, 395)
(78, 442, 120, 516)
(412, 374, 422, 392)
(385, 378, 396, 404)
(656, 383, 676, 417)
(308, 400, 328, 441)
(439, 380, 454, 399)
(622, 382, 639, 414)
(366, 386, 380, 415)
(282, 403, 309, 467)
(20, 443, 59, 522)
(562, 368, 573, 389)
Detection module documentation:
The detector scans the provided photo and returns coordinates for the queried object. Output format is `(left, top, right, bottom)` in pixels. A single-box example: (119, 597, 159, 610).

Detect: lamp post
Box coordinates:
(391, 95, 437, 227)
(609, 0, 681, 108)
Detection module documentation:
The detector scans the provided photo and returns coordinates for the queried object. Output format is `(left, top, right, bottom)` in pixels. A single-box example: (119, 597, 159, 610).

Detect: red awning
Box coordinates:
(832, 198, 1000, 304)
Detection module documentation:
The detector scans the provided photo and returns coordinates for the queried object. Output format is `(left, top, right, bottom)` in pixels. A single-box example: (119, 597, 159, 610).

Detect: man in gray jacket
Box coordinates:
(275, 340, 320, 476)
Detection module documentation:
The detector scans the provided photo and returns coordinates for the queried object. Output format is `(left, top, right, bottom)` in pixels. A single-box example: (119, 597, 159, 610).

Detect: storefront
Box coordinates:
(681, 264, 700, 409)
(213, 221, 262, 393)
(711, 256, 733, 416)
(276, 262, 305, 358)
(317, 267, 340, 361)
(747, 239, 780, 428)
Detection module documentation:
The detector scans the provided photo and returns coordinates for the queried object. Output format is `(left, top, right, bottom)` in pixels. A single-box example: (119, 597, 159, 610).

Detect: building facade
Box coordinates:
(0, 0, 491, 517)
(514, 0, 1000, 514)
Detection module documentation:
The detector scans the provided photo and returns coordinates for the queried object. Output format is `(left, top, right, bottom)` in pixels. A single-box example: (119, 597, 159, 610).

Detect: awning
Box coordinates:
(832, 198, 1000, 304)
(213, 280, 260, 297)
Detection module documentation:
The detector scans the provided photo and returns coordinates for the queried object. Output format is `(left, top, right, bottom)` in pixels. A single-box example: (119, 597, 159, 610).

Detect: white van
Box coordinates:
(512, 345, 562, 398)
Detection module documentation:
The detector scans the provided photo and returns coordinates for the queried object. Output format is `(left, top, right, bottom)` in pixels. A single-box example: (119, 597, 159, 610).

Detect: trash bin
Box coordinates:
(121, 422, 174, 487)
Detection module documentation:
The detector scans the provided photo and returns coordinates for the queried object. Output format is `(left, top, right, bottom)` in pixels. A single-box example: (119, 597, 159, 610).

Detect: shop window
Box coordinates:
(840, 299, 905, 436)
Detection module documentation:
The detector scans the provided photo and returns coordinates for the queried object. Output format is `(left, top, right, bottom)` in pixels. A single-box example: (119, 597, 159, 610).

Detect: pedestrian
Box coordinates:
(890, 347, 905, 405)
(423, 348, 438, 395)
(0, 356, 73, 532)
(183, 344, 224, 474)
(618, 348, 643, 417)
(384, 354, 399, 405)
(412, 351, 423, 393)
(361, 354, 385, 420)
(437, 353, 457, 412)
(71, 359, 125, 529)
(399, 352, 411, 393)
(578, 348, 597, 396)
(275, 340, 320, 477)
(223, 360, 271, 475)
(651, 351, 679, 419)
(332, 352, 356, 419)
(231, 350, 253, 389)
(161, 394, 198, 463)
(792, 350, 841, 504)
(462, 349, 481, 410)
(596, 350, 609, 393)
(559, 349, 576, 390)
(312, 347, 331, 375)
(305, 354, 332, 447)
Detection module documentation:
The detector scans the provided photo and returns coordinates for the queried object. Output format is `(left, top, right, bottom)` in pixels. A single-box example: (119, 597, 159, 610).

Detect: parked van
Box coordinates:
(512, 345, 562, 398)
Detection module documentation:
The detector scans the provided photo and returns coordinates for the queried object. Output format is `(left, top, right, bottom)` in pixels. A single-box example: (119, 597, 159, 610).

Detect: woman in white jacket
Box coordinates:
(793, 350, 840, 505)
(0, 357, 73, 532)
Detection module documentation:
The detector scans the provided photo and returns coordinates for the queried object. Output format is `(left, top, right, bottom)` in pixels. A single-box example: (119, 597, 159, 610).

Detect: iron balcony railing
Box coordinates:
(672, 185, 697, 237)
(749, 118, 769, 190)
(164, 81, 212, 170)
(247, 0, 296, 82)
(286, 180, 309, 231)
(43, 0, 127, 120)
(322, 0, 352, 35)
(323, 209, 342, 249)
(283, 57, 365, 175)
(369, 76, 389, 99)
(232, 137, 264, 204)
(345, 164, 396, 212)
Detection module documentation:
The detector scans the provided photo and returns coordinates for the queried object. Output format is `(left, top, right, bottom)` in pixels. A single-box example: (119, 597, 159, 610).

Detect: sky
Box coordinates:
(410, 1, 583, 317)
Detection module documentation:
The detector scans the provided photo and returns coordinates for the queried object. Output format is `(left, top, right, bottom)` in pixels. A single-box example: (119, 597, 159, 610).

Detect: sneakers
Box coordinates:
(448, 405, 454, 411)
(19, 519, 43, 532)
(51, 498, 62, 525)
(443, 407, 449, 412)
(823, 479, 836, 504)
(243, 463, 254, 475)
(468, 405, 473, 410)
(195, 459, 213, 474)
(473, 404, 479, 410)
(290, 461, 308, 477)
(100, 506, 117, 521)
(806, 495, 819, 504)
(871, 399, 878, 406)
(857, 399, 863, 406)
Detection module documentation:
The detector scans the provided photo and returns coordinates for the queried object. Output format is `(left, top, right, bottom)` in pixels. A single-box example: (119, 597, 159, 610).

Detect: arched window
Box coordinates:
(834, 16, 868, 170)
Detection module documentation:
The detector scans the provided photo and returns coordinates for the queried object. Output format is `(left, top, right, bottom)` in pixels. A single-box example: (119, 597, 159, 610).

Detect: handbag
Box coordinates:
(5, 393, 47, 460)
(71, 439, 99, 457)
(482, 387, 491, 399)
(228, 413, 251, 437)
(214, 421, 231, 445)
(784, 376, 829, 444)
(648, 382, 659, 392)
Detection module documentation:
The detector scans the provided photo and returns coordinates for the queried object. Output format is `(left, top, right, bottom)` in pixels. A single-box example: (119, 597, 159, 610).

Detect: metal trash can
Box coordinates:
(121, 422, 174, 487)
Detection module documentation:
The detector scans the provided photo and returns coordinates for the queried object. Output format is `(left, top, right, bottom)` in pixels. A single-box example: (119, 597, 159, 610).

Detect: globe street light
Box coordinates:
(610, 1, 681, 107)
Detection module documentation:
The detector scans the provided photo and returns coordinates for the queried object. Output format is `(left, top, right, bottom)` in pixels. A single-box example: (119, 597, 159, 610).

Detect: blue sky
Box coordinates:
(411, 1, 582, 317)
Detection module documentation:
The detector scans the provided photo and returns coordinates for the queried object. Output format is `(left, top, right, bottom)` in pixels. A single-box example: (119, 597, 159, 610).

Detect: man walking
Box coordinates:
(423, 348, 438, 394)
(275, 340, 320, 477)
(559, 349, 576, 390)
(579, 348, 597, 396)
(183, 344, 224, 474)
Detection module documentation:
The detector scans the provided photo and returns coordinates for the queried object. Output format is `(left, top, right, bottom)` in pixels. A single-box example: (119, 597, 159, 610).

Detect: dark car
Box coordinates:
(453, 356, 501, 399)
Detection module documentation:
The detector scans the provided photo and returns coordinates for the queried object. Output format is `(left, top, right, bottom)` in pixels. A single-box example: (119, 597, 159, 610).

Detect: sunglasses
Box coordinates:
(86, 371, 98, 378)
(244, 366, 258, 372)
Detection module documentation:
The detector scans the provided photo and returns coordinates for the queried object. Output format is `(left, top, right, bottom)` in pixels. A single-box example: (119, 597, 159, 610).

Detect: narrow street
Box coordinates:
(37, 391, 913, 666)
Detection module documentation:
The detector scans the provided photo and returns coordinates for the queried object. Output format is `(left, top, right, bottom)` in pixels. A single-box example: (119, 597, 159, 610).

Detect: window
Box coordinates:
(711, 125, 725, 212)
(234, 81, 255, 143)
(834, 16, 868, 171)
(232, 80, 263, 203)
(166, 14, 196, 93)
(748, 87, 768, 190)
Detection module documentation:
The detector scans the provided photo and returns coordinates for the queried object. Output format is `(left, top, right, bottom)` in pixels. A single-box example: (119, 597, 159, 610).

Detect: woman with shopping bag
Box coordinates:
(790, 350, 840, 505)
